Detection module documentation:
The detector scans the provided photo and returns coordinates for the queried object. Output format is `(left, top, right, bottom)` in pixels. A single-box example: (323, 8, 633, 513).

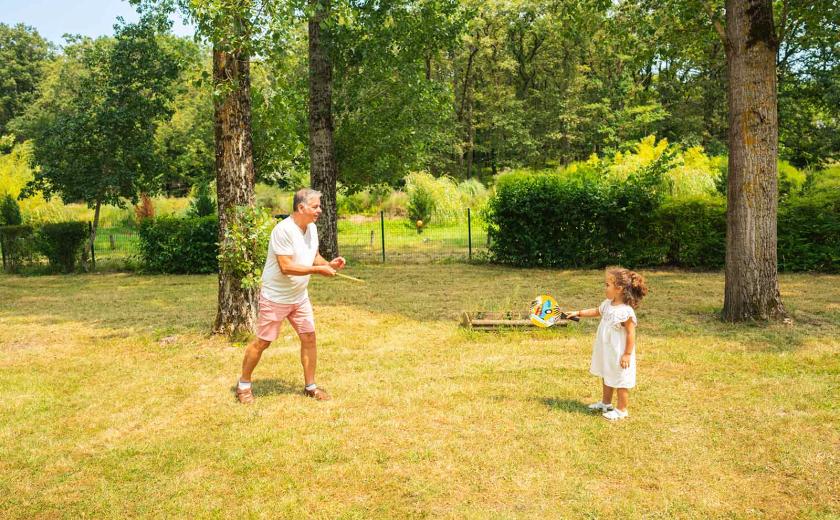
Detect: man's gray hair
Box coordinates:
(293, 188, 322, 212)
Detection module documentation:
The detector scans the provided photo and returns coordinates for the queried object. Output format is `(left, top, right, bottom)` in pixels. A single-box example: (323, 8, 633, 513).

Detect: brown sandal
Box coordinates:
(236, 386, 255, 404)
(304, 387, 331, 401)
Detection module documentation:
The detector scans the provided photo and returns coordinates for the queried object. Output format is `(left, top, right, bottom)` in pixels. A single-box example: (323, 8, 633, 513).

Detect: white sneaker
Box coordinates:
(587, 401, 614, 412)
(602, 409, 629, 421)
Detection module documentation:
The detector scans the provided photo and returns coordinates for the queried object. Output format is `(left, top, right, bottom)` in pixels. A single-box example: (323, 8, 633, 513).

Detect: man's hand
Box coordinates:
(620, 353, 632, 369)
(317, 265, 336, 277)
(329, 256, 346, 270)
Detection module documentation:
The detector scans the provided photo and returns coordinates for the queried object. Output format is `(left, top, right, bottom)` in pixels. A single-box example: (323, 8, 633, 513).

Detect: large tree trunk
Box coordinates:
(308, 0, 339, 259)
(722, 0, 786, 321)
(212, 45, 257, 335)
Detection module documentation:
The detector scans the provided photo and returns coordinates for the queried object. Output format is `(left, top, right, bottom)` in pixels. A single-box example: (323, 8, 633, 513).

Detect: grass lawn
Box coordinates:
(0, 266, 838, 518)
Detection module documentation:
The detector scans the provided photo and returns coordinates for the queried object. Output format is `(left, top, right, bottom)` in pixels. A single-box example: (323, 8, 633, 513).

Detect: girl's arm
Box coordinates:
(566, 306, 600, 319)
(620, 319, 636, 368)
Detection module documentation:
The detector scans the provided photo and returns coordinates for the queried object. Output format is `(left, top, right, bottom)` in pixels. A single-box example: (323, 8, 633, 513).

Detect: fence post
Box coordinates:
(380, 210, 386, 263)
(467, 208, 472, 261)
(89, 221, 96, 270)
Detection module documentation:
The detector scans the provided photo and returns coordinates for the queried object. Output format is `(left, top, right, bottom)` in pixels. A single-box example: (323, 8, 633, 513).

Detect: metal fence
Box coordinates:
(1, 209, 490, 272)
(338, 209, 489, 263)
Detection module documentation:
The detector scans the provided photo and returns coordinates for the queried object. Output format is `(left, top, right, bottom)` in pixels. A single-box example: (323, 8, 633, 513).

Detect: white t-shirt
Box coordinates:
(260, 217, 319, 304)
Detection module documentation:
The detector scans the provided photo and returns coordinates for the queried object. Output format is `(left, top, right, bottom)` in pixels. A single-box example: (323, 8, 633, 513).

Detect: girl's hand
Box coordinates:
(620, 353, 632, 369)
(566, 310, 581, 319)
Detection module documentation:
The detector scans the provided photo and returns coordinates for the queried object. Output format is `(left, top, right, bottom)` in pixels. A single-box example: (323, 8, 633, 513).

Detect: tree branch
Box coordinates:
(706, 2, 727, 46)
(777, 0, 790, 44)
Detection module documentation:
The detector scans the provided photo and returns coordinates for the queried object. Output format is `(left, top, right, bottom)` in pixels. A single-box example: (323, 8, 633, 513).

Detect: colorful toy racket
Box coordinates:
(529, 294, 579, 327)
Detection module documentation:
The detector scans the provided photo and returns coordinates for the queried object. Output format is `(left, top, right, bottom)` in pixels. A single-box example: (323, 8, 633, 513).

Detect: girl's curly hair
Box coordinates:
(607, 267, 648, 309)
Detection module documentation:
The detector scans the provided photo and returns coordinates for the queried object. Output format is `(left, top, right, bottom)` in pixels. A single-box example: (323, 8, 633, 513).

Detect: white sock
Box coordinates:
(238, 380, 251, 390)
(305, 383, 317, 391)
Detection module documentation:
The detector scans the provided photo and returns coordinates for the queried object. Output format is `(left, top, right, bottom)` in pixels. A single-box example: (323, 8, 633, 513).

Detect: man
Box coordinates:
(236, 188, 345, 403)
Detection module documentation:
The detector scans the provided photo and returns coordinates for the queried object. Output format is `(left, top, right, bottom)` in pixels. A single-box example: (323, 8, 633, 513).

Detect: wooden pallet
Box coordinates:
(459, 310, 571, 330)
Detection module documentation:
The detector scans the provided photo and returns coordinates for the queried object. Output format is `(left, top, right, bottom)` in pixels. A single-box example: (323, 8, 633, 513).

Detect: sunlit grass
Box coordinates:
(0, 266, 837, 517)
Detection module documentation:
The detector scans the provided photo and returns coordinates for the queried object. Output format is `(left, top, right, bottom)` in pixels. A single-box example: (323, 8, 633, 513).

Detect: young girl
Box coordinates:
(567, 267, 648, 421)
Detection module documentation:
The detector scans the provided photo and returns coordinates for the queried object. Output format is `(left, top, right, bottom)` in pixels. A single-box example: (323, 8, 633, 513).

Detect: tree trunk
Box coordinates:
(722, 0, 786, 321)
(308, 0, 339, 260)
(212, 44, 257, 335)
(83, 198, 102, 271)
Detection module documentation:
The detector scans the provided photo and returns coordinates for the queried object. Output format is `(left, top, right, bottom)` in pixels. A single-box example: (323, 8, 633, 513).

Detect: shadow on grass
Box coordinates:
(539, 398, 592, 415)
(229, 378, 300, 400)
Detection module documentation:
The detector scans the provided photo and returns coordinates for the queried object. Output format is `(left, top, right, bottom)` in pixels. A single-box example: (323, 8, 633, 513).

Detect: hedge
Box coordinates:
(0, 224, 35, 273)
(486, 172, 838, 272)
(36, 222, 89, 273)
(137, 216, 218, 274)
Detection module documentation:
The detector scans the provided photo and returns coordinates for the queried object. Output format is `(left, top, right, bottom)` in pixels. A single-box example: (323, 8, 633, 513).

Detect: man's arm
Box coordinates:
(314, 253, 346, 270)
(277, 255, 335, 277)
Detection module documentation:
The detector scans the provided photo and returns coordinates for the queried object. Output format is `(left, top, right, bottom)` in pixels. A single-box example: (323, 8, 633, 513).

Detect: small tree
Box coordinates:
(188, 182, 216, 217)
(0, 194, 22, 225)
(12, 13, 179, 250)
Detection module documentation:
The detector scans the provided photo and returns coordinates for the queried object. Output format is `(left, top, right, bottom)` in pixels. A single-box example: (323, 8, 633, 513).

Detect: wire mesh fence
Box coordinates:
(339, 210, 489, 263)
(1, 208, 490, 273)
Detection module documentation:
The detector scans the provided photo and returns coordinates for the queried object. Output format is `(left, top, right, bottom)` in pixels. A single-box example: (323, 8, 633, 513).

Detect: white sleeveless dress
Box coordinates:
(590, 299, 638, 388)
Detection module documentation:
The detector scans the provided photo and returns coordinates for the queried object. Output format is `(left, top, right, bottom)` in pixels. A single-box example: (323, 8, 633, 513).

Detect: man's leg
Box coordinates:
(241, 337, 272, 383)
(299, 332, 330, 400)
(299, 332, 317, 386)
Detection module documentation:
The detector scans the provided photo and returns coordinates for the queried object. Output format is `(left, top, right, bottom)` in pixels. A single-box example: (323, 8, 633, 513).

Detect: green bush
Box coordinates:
(657, 197, 726, 269)
(487, 166, 839, 272)
(405, 173, 437, 230)
(0, 194, 22, 225)
(187, 182, 216, 217)
(0, 224, 34, 273)
(138, 216, 218, 273)
(36, 222, 88, 273)
(218, 206, 275, 289)
(803, 165, 840, 197)
(486, 153, 670, 267)
(778, 191, 840, 272)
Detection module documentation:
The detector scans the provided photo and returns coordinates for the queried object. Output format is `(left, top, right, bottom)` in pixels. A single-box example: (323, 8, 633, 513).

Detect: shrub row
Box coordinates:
(0, 221, 88, 273)
(137, 216, 218, 274)
(486, 172, 838, 272)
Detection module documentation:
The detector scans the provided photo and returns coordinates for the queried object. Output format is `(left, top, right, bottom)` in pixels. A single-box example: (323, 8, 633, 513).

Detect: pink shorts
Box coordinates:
(256, 294, 316, 341)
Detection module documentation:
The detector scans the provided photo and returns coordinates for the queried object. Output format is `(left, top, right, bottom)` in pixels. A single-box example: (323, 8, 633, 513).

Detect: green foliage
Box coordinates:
(35, 221, 88, 273)
(803, 165, 840, 197)
(486, 166, 838, 271)
(187, 182, 216, 217)
(406, 186, 435, 232)
(153, 36, 215, 194)
(338, 183, 397, 216)
(657, 197, 726, 269)
(777, 160, 807, 199)
(0, 224, 34, 273)
(0, 141, 34, 200)
(254, 183, 293, 214)
(137, 215, 219, 274)
(0, 193, 22, 225)
(0, 23, 52, 135)
(217, 206, 275, 289)
(404, 172, 468, 230)
(11, 14, 180, 214)
(778, 191, 840, 273)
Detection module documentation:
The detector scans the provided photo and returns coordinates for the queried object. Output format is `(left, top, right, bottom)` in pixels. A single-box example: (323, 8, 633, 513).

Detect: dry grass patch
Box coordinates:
(0, 266, 838, 518)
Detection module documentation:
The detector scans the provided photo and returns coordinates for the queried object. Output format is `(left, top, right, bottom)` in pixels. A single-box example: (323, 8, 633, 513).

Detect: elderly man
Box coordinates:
(236, 188, 345, 403)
